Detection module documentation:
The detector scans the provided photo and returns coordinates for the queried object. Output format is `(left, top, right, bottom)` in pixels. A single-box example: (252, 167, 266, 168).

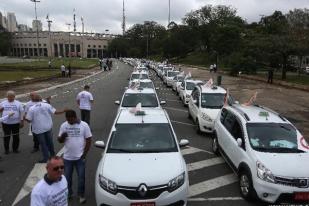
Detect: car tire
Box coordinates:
(239, 169, 257, 201)
(212, 135, 220, 155)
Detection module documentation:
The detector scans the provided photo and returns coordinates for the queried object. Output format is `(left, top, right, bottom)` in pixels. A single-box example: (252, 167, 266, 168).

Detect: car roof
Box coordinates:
(125, 88, 156, 94)
(131, 79, 152, 83)
(200, 85, 226, 94)
(131, 71, 148, 74)
(185, 79, 203, 83)
(229, 104, 289, 124)
(117, 108, 169, 124)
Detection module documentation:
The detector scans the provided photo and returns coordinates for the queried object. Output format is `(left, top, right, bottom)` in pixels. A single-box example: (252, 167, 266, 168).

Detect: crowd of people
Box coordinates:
(0, 84, 95, 205)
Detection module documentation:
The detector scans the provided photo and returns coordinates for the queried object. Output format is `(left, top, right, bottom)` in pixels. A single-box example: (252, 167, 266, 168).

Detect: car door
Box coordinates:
(189, 88, 198, 120)
(221, 111, 246, 168)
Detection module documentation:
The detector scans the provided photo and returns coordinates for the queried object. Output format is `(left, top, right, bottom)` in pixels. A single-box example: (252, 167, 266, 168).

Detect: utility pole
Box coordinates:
(66, 23, 71, 62)
(30, 0, 41, 58)
(122, 0, 126, 35)
(81, 16, 84, 58)
(168, 0, 170, 27)
(46, 14, 53, 59)
(73, 8, 76, 32)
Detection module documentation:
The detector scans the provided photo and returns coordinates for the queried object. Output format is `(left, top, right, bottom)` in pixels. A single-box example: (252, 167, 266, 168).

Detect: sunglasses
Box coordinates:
(53, 165, 64, 171)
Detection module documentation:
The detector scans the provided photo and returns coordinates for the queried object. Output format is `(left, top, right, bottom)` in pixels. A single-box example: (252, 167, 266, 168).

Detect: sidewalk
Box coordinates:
(180, 64, 309, 139)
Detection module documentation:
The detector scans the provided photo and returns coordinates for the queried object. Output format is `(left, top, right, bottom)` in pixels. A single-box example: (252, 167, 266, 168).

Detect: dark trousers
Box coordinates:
(61, 71, 65, 77)
(267, 76, 273, 84)
(2, 123, 20, 152)
(80, 110, 91, 125)
(32, 133, 40, 149)
(35, 130, 55, 161)
(64, 158, 86, 196)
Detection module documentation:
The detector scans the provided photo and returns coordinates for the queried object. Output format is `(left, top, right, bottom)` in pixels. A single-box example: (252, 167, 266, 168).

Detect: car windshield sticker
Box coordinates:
(270, 140, 296, 148)
(250, 138, 259, 147)
(297, 136, 309, 152)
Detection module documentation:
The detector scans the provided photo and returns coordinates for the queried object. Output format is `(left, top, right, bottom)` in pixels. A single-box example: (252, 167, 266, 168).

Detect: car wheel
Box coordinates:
(239, 170, 257, 201)
(212, 136, 220, 155)
(196, 119, 202, 134)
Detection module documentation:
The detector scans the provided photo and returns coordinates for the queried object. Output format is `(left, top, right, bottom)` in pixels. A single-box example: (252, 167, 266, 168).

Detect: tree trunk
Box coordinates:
(281, 55, 287, 80)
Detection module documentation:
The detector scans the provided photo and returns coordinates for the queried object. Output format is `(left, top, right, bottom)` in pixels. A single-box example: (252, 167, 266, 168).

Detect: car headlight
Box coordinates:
(256, 161, 275, 183)
(201, 113, 212, 122)
(168, 172, 185, 192)
(99, 174, 118, 194)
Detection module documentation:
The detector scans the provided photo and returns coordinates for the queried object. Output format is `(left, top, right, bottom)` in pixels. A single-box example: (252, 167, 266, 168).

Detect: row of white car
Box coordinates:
(151, 61, 309, 204)
(94, 63, 190, 206)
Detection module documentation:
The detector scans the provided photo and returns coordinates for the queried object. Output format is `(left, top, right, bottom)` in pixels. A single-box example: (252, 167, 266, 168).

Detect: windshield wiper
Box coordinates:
(254, 147, 305, 153)
(108, 148, 134, 153)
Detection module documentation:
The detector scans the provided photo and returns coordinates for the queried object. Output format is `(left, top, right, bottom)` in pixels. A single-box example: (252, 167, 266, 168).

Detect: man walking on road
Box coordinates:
(25, 94, 66, 163)
(61, 64, 66, 77)
(76, 85, 94, 126)
(58, 110, 92, 204)
(31, 156, 68, 206)
(0, 90, 24, 154)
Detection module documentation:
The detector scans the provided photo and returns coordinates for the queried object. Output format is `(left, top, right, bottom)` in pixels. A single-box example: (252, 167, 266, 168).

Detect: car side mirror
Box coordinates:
(236, 138, 243, 147)
(114, 100, 120, 105)
(95, 141, 105, 149)
(179, 139, 189, 148)
(160, 100, 166, 105)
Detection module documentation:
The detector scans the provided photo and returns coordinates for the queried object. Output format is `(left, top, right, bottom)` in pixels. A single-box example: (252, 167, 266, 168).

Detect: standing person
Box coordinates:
(209, 64, 213, 72)
(48, 60, 52, 69)
(213, 63, 217, 73)
(31, 156, 68, 206)
(76, 85, 94, 126)
(58, 110, 92, 204)
(24, 92, 40, 153)
(25, 95, 66, 163)
(0, 112, 15, 173)
(267, 68, 274, 84)
(61, 64, 66, 77)
(0, 91, 24, 154)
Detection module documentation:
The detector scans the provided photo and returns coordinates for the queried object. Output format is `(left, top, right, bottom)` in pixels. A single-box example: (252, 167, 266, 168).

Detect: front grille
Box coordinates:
(118, 184, 168, 200)
(167, 200, 185, 206)
(274, 176, 309, 188)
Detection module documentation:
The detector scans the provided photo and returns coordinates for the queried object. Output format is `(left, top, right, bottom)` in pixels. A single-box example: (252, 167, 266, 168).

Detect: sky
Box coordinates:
(0, 0, 309, 34)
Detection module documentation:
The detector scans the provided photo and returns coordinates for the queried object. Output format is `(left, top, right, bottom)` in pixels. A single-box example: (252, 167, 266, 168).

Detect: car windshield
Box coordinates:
(177, 76, 185, 82)
(130, 81, 153, 89)
(247, 123, 301, 153)
(107, 124, 178, 153)
(201, 93, 225, 109)
(186, 82, 201, 90)
(131, 73, 148, 80)
(122, 93, 158, 107)
(167, 71, 179, 77)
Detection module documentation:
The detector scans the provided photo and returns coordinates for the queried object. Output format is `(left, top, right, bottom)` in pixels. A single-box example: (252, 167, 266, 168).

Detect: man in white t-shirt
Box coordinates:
(0, 112, 14, 174)
(0, 90, 24, 154)
(26, 95, 66, 163)
(61, 64, 66, 77)
(76, 85, 94, 125)
(58, 110, 92, 204)
(31, 156, 68, 206)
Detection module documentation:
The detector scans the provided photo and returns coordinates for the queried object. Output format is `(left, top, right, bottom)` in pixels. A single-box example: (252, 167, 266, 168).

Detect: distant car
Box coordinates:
(305, 67, 309, 75)
(95, 108, 189, 206)
(128, 79, 156, 90)
(188, 85, 227, 133)
(179, 79, 203, 106)
(172, 75, 185, 94)
(115, 88, 165, 110)
(129, 71, 149, 82)
(213, 104, 309, 204)
(164, 70, 180, 87)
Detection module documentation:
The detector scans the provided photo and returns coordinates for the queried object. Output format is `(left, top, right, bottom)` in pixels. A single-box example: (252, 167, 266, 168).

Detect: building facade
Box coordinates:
(7, 12, 17, 32)
(32, 20, 42, 32)
(11, 31, 115, 58)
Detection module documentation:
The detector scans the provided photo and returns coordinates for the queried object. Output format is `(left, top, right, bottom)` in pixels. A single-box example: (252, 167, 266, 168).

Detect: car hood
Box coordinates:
(101, 152, 185, 186)
(254, 151, 309, 177)
(200, 108, 221, 120)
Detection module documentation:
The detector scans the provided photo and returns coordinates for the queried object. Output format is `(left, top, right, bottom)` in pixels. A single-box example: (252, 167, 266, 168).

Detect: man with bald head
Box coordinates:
(31, 156, 68, 206)
(0, 90, 24, 154)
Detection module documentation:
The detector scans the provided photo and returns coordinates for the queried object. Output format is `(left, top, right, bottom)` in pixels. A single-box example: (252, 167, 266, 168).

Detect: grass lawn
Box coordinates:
(0, 58, 99, 69)
(257, 72, 309, 85)
(0, 70, 59, 82)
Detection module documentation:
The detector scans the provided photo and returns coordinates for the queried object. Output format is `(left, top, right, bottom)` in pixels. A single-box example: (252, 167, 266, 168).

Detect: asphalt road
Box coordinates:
(1, 61, 268, 206)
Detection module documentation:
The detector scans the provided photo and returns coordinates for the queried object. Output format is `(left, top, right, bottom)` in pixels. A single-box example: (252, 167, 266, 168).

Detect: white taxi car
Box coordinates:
(115, 88, 165, 110)
(163, 70, 179, 86)
(128, 79, 156, 90)
(172, 75, 185, 93)
(188, 85, 226, 133)
(95, 108, 189, 206)
(129, 71, 149, 82)
(179, 79, 203, 106)
(213, 104, 309, 203)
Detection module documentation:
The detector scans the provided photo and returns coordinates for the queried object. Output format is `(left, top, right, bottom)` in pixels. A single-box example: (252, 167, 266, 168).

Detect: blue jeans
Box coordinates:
(35, 130, 55, 161)
(64, 158, 86, 196)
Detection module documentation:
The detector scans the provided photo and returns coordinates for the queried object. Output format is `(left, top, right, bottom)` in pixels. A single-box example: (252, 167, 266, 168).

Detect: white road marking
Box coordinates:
(12, 164, 46, 206)
(181, 147, 204, 155)
(164, 107, 188, 113)
(189, 174, 238, 197)
(187, 157, 224, 171)
(171, 120, 195, 126)
(188, 197, 243, 201)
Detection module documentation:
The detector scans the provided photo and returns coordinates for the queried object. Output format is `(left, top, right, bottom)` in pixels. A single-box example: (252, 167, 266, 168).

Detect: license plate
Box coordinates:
(131, 203, 155, 206)
(294, 192, 309, 200)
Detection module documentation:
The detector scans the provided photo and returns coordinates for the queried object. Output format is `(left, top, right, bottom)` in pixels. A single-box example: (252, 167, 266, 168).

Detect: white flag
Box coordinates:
(203, 78, 213, 88)
(130, 103, 142, 114)
(297, 136, 309, 152)
(242, 91, 258, 106)
(185, 72, 191, 79)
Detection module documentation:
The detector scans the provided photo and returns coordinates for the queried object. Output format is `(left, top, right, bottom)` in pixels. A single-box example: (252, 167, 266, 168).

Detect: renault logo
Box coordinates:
(137, 184, 148, 197)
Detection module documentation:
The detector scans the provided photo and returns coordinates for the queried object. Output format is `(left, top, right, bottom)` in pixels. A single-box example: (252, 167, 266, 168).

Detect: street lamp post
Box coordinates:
(30, 0, 40, 58)
(66, 23, 71, 64)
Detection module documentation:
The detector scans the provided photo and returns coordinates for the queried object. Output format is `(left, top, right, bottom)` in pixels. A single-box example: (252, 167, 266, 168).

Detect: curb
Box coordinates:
(0, 70, 104, 101)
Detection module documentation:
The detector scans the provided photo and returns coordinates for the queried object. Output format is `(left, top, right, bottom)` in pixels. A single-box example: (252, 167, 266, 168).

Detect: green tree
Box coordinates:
(0, 32, 12, 56)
